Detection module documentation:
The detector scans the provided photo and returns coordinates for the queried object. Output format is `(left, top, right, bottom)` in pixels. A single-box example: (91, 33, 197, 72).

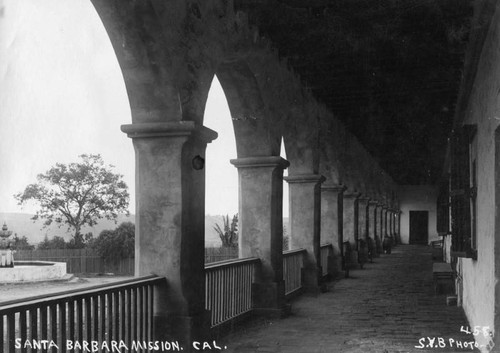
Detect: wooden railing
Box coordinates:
(283, 249, 306, 296)
(0, 275, 165, 353)
(320, 243, 333, 277)
(204, 247, 238, 264)
(205, 258, 259, 327)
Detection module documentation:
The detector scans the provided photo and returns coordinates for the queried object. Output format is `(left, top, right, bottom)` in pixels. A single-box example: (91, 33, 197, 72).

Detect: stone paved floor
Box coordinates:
(219, 245, 482, 353)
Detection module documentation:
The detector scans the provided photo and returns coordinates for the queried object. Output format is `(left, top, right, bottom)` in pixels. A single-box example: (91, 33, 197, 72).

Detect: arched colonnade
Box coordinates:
(90, 0, 401, 344)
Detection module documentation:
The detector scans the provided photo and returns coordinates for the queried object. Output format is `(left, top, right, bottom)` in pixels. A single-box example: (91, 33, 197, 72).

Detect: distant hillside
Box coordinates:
(0, 213, 135, 244)
(0, 213, 288, 247)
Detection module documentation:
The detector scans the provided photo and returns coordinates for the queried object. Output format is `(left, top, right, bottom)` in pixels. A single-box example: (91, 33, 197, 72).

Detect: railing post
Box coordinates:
(230, 157, 289, 317)
(320, 184, 346, 279)
(122, 122, 217, 346)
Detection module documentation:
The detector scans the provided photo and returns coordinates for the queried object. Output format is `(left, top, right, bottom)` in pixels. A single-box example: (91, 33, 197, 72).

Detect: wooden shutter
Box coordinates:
(436, 181, 449, 234)
(450, 125, 476, 258)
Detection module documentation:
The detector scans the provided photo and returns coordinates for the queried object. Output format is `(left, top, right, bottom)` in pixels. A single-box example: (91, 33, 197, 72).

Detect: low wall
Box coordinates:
(0, 261, 67, 283)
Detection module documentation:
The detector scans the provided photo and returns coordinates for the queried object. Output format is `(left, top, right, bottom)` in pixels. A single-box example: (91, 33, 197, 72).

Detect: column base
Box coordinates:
(252, 280, 286, 309)
(155, 311, 211, 349)
(349, 250, 361, 269)
(302, 266, 327, 295)
(251, 280, 291, 318)
(326, 254, 341, 279)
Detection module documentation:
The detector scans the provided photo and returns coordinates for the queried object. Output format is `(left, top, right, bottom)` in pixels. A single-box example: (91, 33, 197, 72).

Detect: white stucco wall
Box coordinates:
(455, 6, 500, 350)
(398, 185, 438, 245)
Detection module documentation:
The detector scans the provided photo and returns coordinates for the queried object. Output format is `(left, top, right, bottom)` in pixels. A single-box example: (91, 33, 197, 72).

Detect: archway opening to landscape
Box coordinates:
(203, 75, 239, 260)
(281, 137, 290, 250)
(0, 0, 134, 273)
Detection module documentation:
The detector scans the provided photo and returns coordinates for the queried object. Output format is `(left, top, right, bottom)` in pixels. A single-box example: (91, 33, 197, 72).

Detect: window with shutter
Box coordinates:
(450, 124, 477, 259)
(470, 134, 478, 252)
(436, 181, 449, 234)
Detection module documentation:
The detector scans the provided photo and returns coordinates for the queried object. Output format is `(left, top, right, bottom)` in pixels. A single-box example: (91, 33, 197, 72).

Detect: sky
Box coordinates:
(0, 0, 289, 218)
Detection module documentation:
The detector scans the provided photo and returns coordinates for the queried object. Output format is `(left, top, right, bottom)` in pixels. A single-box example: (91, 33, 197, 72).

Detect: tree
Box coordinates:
(11, 234, 35, 250)
(93, 222, 135, 262)
(37, 235, 67, 250)
(214, 214, 238, 248)
(15, 154, 129, 240)
(67, 232, 94, 249)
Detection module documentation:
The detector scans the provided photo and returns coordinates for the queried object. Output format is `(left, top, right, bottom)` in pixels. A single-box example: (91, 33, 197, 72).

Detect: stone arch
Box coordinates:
(215, 61, 277, 157)
(281, 102, 321, 175)
(90, 0, 182, 123)
(318, 109, 344, 186)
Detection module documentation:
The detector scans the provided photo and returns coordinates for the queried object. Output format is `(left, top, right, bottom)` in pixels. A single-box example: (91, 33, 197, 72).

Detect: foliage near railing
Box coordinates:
(205, 258, 259, 327)
(0, 275, 164, 353)
(283, 249, 306, 296)
(204, 247, 238, 264)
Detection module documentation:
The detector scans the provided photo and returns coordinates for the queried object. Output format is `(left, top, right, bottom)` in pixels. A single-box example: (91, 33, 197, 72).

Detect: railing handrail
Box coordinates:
(320, 243, 333, 248)
(283, 248, 307, 256)
(204, 257, 260, 270)
(0, 274, 164, 310)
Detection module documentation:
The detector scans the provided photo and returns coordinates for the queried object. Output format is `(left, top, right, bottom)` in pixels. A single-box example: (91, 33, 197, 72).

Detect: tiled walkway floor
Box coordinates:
(220, 245, 481, 353)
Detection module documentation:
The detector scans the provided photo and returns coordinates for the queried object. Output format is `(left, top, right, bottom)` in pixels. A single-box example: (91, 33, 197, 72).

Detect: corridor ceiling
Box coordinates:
(237, 0, 473, 185)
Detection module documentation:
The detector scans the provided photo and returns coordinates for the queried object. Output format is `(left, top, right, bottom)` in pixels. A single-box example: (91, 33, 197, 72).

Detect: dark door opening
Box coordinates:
(409, 211, 429, 244)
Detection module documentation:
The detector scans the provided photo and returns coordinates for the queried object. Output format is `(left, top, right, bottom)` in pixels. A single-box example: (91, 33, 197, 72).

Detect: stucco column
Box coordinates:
(391, 210, 397, 241)
(122, 121, 217, 344)
(368, 201, 379, 257)
(392, 210, 396, 237)
(382, 206, 388, 238)
(387, 209, 393, 236)
(357, 197, 370, 241)
(396, 210, 401, 243)
(388, 209, 395, 247)
(343, 193, 360, 265)
(376, 204, 384, 253)
(320, 184, 347, 277)
(230, 156, 289, 315)
(286, 174, 326, 294)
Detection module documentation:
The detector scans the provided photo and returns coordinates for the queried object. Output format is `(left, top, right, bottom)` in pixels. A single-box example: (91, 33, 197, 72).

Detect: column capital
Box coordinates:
(121, 121, 218, 143)
(321, 184, 347, 193)
(344, 192, 361, 199)
(358, 196, 371, 203)
(284, 174, 326, 184)
(230, 156, 290, 169)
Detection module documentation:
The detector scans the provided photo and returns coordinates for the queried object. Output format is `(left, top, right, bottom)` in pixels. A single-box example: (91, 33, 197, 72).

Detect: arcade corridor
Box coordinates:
(2, 0, 500, 352)
(221, 245, 477, 353)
